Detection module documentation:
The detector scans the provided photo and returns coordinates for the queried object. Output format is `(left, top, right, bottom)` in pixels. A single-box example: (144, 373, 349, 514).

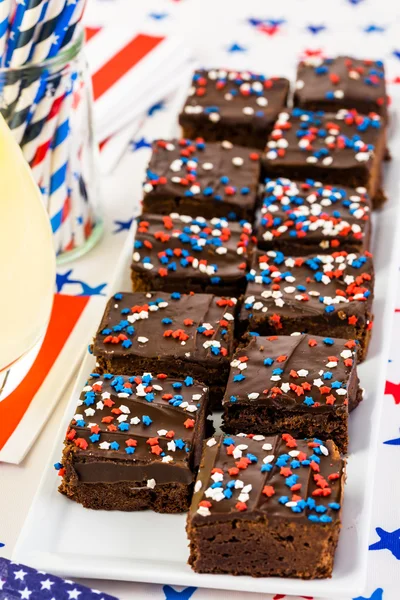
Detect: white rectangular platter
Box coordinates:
(13, 109, 400, 597)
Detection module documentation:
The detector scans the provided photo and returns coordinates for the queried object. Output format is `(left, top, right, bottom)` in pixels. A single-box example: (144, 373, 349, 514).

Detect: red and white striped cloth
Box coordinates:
(85, 25, 192, 143)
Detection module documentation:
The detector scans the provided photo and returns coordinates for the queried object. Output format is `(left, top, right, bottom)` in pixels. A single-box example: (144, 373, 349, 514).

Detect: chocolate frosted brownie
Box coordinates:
(131, 214, 253, 296)
(142, 139, 260, 221)
(239, 250, 374, 360)
(222, 333, 361, 453)
(179, 69, 290, 149)
(294, 56, 388, 119)
(263, 108, 386, 207)
(58, 372, 208, 512)
(93, 292, 236, 408)
(187, 433, 345, 578)
(257, 178, 372, 255)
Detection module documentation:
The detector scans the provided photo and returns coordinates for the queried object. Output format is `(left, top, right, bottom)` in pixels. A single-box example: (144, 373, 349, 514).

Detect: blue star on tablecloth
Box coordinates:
(383, 429, 400, 445)
(392, 50, 400, 60)
(306, 24, 326, 34)
(113, 217, 133, 233)
(56, 270, 107, 296)
(149, 12, 168, 20)
(130, 137, 152, 152)
(227, 42, 247, 52)
(348, 0, 365, 4)
(364, 24, 385, 33)
(353, 588, 383, 600)
(163, 585, 197, 599)
(248, 18, 286, 27)
(0, 558, 117, 599)
(0, 543, 4, 549)
(369, 527, 400, 559)
(148, 101, 166, 116)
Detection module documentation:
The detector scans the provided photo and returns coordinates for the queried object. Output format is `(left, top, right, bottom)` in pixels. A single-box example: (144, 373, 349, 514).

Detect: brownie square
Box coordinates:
(58, 372, 208, 512)
(294, 55, 388, 119)
(179, 69, 290, 149)
(222, 333, 362, 453)
(263, 108, 387, 207)
(131, 214, 253, 297)
(257, 178, 372, 255)
(92, 291, 237, 408)
(187, 433, 344, 578)
(239, 250, 374, 360)
(142, 138, 260, 221)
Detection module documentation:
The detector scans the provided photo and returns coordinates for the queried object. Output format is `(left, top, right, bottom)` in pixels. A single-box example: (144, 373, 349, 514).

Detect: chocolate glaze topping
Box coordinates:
(264, 108, 383, 171)
(257, 178, 371, 251)
(222, 333, 358, 413)
(143, 138, 260, 214)
(294, 56, 387, 117)
(93, 292, 236, 365)
(180, 69, 290, 129)
(65, 372, 208, 485)
(241, 250, 374, 326)
(132, 213, 252, 287)
(190, 433, 344, 524)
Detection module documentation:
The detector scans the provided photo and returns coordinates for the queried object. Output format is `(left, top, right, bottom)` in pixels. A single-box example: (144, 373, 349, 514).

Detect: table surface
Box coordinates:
(2, 1, 400, 599)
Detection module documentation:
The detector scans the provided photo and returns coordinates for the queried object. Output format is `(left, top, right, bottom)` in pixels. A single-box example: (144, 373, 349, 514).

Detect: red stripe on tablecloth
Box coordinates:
(0, 294, 90, 450)
(99, 137, 110, 151)
(85, 27, 102, 42)
(91, 34, 164, 101)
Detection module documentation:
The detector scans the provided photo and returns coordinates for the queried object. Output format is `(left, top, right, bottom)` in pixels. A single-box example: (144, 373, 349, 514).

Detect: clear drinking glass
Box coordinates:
(0, 29, 103, 263)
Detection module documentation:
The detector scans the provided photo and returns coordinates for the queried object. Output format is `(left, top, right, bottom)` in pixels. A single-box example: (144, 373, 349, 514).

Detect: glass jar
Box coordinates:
(0, 28, 103, 264)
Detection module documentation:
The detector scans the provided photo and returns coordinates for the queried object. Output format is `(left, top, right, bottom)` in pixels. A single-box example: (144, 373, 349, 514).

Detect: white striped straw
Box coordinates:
(60, 0, 85, 49)
(47, 86, 72, 252)
(21, 73, 65, 163)
(9, 0, 46, 68)
(31, 0, 65, 62)
(0, 0, 11, 67)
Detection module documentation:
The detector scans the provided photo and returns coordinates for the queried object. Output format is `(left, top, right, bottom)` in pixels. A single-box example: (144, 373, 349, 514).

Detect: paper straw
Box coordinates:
(4, 0, 28, 66)
(59, 0, 85, 51)
(25, 82, 65, 181)
(47, 86, 72, 251)
(31, 0, 80, 63)
(9, 0, 46, 68)
(0, 0, 11, 67)
(7, 75, 46, 143)
(30, 0, 65, 63)
(9, 1, 85, 146)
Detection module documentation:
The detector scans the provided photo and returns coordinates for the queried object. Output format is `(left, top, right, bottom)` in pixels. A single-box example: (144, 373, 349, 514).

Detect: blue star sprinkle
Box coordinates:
(369, 527, 400, 559)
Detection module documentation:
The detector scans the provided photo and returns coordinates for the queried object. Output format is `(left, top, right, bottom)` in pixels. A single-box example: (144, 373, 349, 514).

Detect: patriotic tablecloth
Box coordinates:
(2, 1, 400, 600)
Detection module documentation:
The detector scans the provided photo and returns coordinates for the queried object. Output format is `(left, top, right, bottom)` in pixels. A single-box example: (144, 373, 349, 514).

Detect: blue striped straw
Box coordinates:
(0, 0, 10, 68)
(4, 0, 43, 67)
(46, 0, 78, 59)
(59, 0, 85, 50)
(27, 0, 49, 62)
